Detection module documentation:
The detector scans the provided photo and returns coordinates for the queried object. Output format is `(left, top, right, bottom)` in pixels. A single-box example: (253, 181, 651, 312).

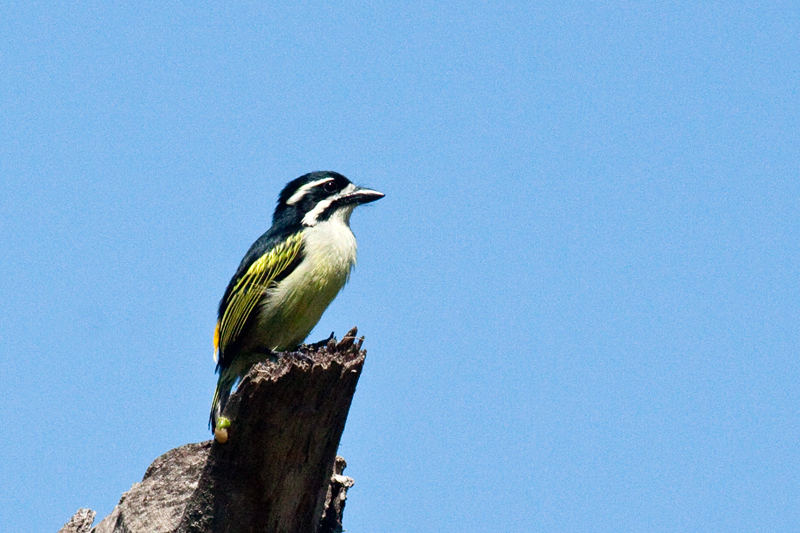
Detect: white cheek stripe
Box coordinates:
(301, 183, 357, 226)
(285, 177, 334, 206)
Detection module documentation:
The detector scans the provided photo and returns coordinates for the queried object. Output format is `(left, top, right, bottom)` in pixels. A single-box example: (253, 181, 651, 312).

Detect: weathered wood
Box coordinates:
(58, 508, 95, 533)
(92, 442, 211, 533)
(318, 456, 355, 533)
(60, 330, 365, 533)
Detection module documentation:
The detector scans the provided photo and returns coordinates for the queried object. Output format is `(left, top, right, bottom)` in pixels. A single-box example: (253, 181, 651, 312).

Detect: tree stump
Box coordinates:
(61, 328, 365, 533)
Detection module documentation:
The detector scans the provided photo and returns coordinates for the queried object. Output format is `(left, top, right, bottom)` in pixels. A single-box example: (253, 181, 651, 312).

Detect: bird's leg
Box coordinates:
(251, 346, 280, 362)
(255, 345, 315, 365)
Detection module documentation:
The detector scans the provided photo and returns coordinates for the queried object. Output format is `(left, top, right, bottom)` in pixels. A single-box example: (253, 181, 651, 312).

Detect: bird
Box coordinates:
(210, 171, 384, 438)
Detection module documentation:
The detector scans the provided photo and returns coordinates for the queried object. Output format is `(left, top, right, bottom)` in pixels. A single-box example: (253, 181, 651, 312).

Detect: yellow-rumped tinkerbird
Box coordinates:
(211, 171, 383, 437)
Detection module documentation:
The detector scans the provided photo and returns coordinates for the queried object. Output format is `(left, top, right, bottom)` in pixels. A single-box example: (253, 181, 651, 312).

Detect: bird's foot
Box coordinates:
(252, 346, 280, 362)
(307, 331, 336, 350)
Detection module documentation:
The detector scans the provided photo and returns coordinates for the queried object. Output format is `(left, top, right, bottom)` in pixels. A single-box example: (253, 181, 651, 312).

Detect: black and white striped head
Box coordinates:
(274, 171, 384, 227)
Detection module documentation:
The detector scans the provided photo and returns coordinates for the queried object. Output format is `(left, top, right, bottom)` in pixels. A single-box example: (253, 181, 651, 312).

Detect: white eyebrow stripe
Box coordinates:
(301, 183, 357, 226)
(285, 177, 334, 206)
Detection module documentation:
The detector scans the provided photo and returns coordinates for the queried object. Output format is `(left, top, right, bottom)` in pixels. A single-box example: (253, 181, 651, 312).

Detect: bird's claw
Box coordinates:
(307, 331, 336, 350)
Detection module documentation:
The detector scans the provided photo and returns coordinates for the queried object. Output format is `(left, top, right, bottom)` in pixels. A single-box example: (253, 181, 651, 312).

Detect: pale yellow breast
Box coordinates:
(255, 215, 358, 350)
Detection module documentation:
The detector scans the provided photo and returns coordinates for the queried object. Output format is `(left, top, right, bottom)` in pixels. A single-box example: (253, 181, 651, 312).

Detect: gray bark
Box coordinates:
(58, 508, 96, 533)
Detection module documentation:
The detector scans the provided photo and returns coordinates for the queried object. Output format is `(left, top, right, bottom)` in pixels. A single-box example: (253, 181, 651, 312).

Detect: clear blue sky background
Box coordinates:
(2, 2, 798, 531)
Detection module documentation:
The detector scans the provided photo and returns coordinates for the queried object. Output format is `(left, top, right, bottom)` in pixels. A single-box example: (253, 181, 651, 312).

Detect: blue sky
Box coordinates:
(2, 2, 799, 531)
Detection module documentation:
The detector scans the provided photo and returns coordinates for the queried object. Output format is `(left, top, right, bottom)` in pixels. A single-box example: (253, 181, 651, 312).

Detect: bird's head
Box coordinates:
(274, 171, 384, 227)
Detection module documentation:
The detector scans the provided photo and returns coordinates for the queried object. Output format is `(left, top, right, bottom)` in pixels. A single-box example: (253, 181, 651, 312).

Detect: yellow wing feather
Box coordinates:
(216, 233, 304, 357)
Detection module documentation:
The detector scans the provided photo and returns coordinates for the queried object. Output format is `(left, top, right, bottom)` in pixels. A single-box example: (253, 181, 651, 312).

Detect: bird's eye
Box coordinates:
(323, 181, 338, 193)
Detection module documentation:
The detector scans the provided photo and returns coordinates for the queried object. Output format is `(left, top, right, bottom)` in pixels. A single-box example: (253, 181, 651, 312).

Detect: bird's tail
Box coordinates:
(210, 370, 237, 432)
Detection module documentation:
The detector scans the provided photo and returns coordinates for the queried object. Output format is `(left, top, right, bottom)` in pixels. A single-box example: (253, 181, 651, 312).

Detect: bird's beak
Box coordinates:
(347, 186, 385, 205)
